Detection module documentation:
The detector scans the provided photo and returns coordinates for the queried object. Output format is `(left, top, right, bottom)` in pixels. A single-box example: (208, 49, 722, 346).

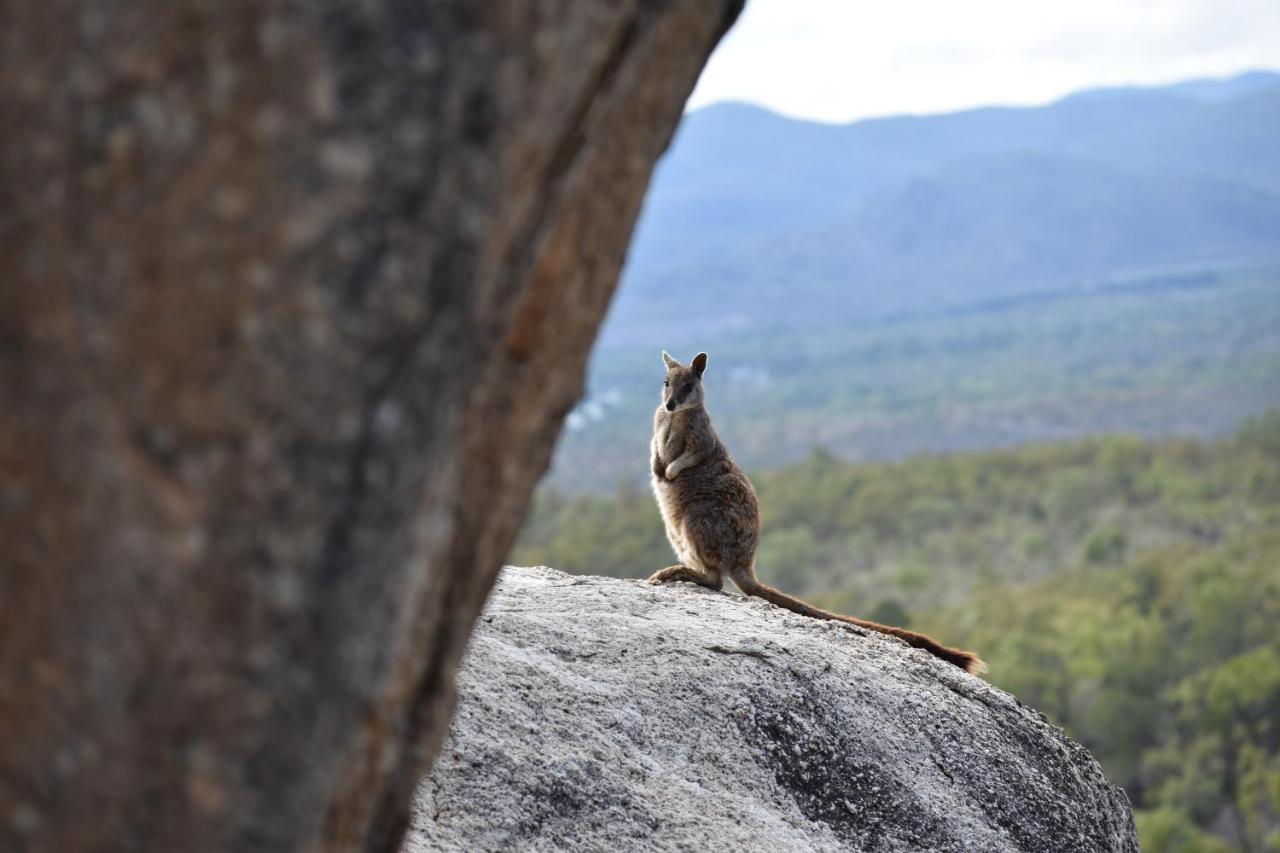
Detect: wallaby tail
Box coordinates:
(737, 577, 987, 675)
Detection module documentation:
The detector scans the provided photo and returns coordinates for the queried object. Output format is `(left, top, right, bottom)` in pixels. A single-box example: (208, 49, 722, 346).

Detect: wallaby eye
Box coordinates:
(663, 379, 669, 387)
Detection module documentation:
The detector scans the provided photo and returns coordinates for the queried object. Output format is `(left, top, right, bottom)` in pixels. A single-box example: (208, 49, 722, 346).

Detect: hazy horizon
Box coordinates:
(687, 67, 1280, 125)
(686, 0, 1280, 123)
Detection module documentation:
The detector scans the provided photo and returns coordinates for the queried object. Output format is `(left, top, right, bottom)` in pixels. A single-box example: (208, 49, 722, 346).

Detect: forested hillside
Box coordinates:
(515, 414, 1280, 852)
(554, 266, 1280, 491)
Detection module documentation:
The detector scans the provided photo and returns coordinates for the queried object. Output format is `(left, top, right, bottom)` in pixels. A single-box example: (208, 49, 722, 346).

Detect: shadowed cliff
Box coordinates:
(0, 3, 741, 850)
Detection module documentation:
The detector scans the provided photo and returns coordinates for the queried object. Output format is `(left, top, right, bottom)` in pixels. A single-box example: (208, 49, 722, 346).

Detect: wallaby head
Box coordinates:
(660, 351, 708, 413)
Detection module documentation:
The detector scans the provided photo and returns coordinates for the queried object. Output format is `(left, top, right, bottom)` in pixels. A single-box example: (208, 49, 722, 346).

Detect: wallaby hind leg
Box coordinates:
(648, 564, 723, 590)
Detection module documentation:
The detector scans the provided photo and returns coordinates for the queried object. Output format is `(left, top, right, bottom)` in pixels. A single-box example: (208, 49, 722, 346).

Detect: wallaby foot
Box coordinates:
(648, 564, 723, 590)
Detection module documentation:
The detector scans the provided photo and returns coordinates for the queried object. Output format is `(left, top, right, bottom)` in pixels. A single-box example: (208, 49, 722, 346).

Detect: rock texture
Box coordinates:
(0, 3, 741, 851)
(410, 567, 1139, 853)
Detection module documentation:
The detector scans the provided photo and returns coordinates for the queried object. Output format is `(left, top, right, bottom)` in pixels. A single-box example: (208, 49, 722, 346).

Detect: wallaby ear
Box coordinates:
(662, 350, 680, 371)
(691, 352, 708, 377)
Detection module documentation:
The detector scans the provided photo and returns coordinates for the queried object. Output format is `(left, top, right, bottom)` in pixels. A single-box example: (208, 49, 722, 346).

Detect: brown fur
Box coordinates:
(648, 351, 987, 675)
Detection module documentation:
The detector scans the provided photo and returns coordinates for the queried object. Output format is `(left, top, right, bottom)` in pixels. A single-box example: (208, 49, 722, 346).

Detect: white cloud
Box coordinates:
(687, 0, 1280, 123)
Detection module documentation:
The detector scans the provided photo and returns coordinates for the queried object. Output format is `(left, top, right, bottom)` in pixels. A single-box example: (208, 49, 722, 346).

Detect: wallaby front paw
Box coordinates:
(664, 465, 678, 481)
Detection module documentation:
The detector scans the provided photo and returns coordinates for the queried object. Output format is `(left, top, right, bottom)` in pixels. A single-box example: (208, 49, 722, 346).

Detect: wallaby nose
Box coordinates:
(665, 400, 676, 412)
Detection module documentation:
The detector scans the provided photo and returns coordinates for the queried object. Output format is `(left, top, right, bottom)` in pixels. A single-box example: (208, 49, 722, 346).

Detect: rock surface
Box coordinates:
(0, 3, 740, 851)
(410, 567, 1138, 853)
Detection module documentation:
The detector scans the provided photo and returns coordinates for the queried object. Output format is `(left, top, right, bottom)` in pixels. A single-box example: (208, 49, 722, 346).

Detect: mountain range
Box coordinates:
(548, 71, 1280, 491)
(602, 70, 1280, 346)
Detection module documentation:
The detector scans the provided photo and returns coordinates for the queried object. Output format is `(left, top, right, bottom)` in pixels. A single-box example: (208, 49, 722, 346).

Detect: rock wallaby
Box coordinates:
(648, 350, 987, 674)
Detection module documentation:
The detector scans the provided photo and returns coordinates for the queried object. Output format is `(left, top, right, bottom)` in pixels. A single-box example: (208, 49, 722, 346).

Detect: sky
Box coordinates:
(686, 0, 1280, 123)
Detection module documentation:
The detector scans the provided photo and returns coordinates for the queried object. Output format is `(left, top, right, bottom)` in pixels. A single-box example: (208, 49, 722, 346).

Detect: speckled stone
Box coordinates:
(410, 567, 1138, 853)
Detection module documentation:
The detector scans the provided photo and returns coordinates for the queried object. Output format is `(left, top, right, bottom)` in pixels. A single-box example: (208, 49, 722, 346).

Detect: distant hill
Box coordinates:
(603, 70, 1280, 347)
(547, 72, 1280, 491)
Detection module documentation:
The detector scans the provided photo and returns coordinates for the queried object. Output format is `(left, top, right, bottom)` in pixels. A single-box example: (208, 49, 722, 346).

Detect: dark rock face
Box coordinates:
(0, 3, 741, 851)
(411, 567, 1139, 852)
